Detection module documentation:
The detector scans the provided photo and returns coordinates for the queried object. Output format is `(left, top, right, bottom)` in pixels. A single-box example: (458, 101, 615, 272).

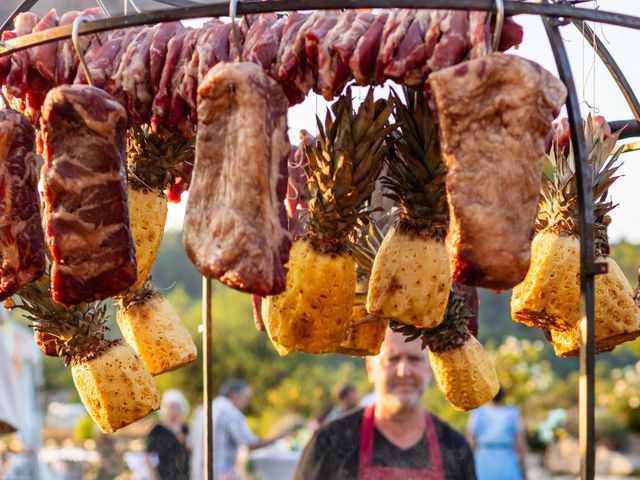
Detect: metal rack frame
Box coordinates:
(2, 2, 640, 479)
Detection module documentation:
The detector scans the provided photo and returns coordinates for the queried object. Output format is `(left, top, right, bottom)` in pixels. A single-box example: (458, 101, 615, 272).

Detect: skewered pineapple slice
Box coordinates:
(117, 286, 197, 375)
(72, 340, 160, 433)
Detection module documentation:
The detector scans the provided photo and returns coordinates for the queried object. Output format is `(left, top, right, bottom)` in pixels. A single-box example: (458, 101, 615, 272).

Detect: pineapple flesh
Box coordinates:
(9, 271, 160, 433)
(263, 89, 393, 355)
(117, 286, 197, 375)
(367, 88, 451, 329)
(511, 117, 640, 354)
(337, 305, 388, 357)
(72, 340, 160, 433)
(263, 238, 356, 355)
(122, 125, 194, 294)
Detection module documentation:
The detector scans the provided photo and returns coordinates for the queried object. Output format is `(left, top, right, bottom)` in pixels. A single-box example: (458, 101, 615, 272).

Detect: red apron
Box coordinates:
(357, 405, 445, 480)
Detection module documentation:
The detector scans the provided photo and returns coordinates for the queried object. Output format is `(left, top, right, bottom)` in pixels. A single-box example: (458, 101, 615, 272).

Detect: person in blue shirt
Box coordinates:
(466, 388, 528, 480)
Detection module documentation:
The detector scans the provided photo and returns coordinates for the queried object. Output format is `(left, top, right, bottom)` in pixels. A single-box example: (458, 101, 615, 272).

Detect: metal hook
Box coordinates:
(72, 16, 94, 87)
(95, 0, 111, 18)
(229, 0, 242, 62)
(492, 0, 505, 52)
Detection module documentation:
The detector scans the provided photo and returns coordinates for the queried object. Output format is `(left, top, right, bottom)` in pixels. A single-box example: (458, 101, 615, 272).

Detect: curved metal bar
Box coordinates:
(492, 0, 504, 52)
(0, 0, 40, 32)
(572, 19, 640, 123)
(2, 0, 640, 57)
(202, 277, 213, 480)
(543, 14, 598, 480)
(610, 119, 640, 138)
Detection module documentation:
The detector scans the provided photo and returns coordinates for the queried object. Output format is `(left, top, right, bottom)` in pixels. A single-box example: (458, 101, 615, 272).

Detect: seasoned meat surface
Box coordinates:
(429, 53, 567, 289)
(184, 62, 291, 296)
(0, 109, 45, 299)
(41, 85, 136, 305)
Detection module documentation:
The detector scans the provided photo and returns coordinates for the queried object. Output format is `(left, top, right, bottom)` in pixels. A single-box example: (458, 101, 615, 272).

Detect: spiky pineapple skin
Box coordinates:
(428, 336, 499, 411)
(116, 291, 197, 375)
(547, 257, 640, 356)
(337, 305, 388, 357)
(71, 341, 160, 433)
(367, 224, 451, 328)
(511, 233, 580, 331)
(125, 185, 168, 293)
(263, 237, 356, 355)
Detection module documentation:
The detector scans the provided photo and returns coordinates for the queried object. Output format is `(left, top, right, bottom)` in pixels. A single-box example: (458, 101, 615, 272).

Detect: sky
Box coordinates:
(168, 1, 640, 243)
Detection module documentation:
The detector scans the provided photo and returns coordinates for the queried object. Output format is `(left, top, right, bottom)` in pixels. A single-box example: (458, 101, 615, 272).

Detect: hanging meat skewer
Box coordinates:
(0, 8, 523, 132)
(0, 109, 45, 300)
(40, 85, 137, 306)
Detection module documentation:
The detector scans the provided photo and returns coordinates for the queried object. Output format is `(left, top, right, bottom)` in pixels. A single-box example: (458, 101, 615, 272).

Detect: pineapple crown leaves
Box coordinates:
(538, 115, 623, 253)
(381, 87, 448, 236)
(127, 124, 195, 191)
(304, 88, 396, 245)
(347, 214, 393, 278)
(9, 267, 109, 358)
(390, 287, 471, 352)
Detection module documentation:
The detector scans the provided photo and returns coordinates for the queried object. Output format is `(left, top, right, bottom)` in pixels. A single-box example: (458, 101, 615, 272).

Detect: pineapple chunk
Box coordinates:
(117, 291, 197, 375)
(428, 336, 499, 411)
(263, 238, 356, 355)
(337, 305, 389, 357)
(72, 340, 160, 433)
(125, 185, 168, 293)
(367, 225, 451, 328)
(547, 257, 640, 356)
(511, 233, 580, 331)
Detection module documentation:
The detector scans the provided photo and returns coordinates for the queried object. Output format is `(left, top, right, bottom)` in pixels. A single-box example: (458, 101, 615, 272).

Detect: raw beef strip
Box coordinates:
(6, 13, 37, 98)
(331, 10, 367, 66)
(149, 22, 184, 94)
(0, 30, 16, 83)
(428, 53, 567, 289)
(278, 12, 318, 96)
(40, 85, 136, 305)
(184, 62, 291, 295)
(167, 28, 199, 133)
(376, 9, 415, 84)
(242, 14, 281, 71)
(103, 26, 143, 98)
(0, 109, 45, 300)
(75, 29, 126, 89)
(197, 21, 232, 83)
(55, 7, 105, 85)
(151, 28, 188, 131)
(29, 9, 59, 84)
(307, 11, 351, 100)
(119, 26, 157, 124)
(384, 10, 431, 86)
(427, 11, 470, 72)
(349, 12, 388, 85)
(469, 11, 489, 58)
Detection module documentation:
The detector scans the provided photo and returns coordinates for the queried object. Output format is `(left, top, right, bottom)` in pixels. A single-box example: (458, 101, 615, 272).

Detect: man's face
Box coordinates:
(233, 390, 251, 411)
(165, 403, 182, 423)
(366, 330, 432, 413)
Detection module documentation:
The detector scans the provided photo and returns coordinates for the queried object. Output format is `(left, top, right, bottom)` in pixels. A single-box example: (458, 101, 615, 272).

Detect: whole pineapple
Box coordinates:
(511, 117, 640, 356)
(117, 280, 197, 376)
(367, 88, 451, 329)
(9, 270, 160, 433)
(263, 89, 394, 355)
(123, 125, 194, 294)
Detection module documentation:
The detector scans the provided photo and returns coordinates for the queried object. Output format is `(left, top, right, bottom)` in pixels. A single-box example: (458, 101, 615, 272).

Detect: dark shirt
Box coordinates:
(147, 424, 190, 480)
(295, 408, 476, 480)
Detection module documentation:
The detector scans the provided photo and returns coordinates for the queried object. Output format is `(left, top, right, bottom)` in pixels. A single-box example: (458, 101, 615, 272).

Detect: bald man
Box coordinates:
(295, 329, 475, 480)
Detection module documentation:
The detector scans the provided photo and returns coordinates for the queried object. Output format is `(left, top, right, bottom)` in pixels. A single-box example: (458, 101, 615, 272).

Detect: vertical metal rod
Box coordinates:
(203, 277, 214, 480)
(543, 16, 596, 480)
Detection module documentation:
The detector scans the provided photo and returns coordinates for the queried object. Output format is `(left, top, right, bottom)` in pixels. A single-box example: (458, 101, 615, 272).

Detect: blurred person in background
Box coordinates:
(95, 433, 125, 480)
(146, 389, 190, 480)
(466, 388, 528, 480)
(191, 378, 296, 480)
(324, 383, 360, 424)
(295, 329, 475, 479)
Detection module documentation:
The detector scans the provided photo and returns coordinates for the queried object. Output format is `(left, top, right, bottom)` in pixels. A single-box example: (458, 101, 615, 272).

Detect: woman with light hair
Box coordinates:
(146, 389, 191, 480)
